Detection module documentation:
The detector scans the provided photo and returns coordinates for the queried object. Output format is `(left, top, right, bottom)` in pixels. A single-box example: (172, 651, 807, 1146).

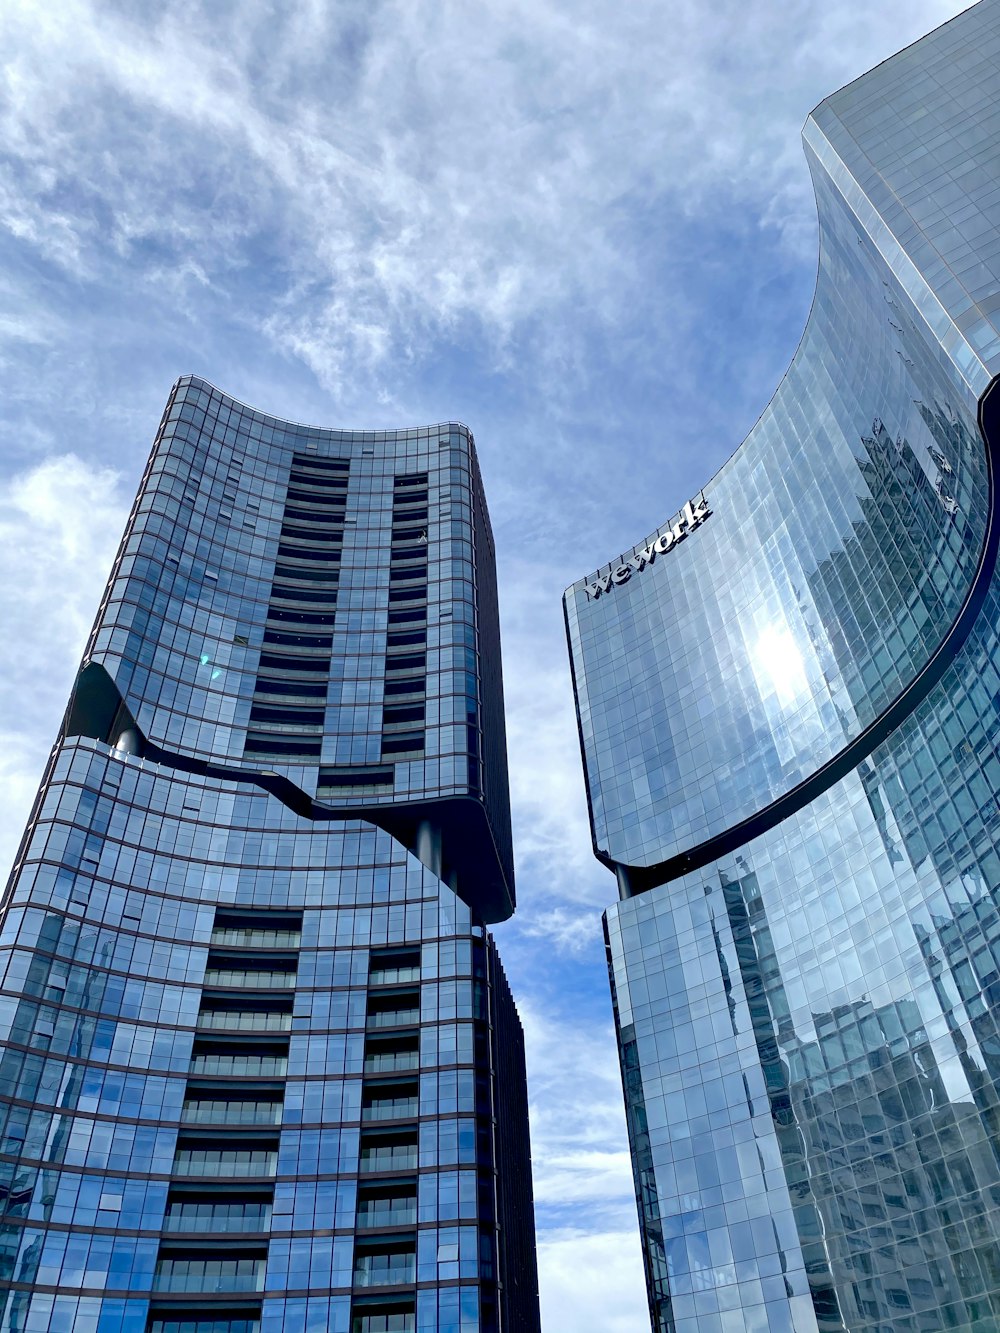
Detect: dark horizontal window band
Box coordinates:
(279, 528, 344, 545)
(382, 706, 425, 726)
(262, 637, 333, 653)
(285, 491, 348, 509)
(265, 611, 336, 628)
(286, 480, 349, 497)
(385, 653, 426, 672)
(283, 498, 347, 514)
(281, 513, 346, 530)
(254, 679, 328, 698)
(270, 586, 339, 604)
(248, 706, 326, 725)
(384, 678, 426, 696)
(244, 738, 323, 757)
(256, 654, 330, 675)
(289, 459, 351, 474)
(273, 565, 341, 582)
(380, 735, 425, 755)
(610, 374, 1000, 898)
(275, 545, 341, 562)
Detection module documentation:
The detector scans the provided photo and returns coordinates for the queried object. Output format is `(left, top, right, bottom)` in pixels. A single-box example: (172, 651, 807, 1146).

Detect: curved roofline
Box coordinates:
(565, 147, 830, 592)
(606, 373, 1000, 896)
(173, 373, 473, 441)
(804, 0, 982, 124)
(566, 4, 987, 595)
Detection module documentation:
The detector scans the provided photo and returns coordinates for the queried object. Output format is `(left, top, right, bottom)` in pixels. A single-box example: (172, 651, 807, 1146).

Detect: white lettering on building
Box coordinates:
(583, 496, 711, 600)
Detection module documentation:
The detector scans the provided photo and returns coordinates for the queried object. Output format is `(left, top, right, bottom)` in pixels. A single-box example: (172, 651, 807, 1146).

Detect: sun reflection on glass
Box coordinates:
(751, 623, 809, 706)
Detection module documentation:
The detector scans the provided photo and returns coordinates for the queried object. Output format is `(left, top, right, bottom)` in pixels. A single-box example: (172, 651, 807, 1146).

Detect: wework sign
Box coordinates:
(583, 496, 711, 600)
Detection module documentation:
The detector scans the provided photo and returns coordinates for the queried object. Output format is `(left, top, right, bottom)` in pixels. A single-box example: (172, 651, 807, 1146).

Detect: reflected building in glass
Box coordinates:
(565, 5, 1000, 1331)
(0, 378, 540, 1333)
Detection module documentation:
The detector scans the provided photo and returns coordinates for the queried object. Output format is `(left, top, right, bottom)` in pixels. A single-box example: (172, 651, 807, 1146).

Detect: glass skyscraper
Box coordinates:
(0, 378, 539, 1333)
(565, 4, 1000, 1331)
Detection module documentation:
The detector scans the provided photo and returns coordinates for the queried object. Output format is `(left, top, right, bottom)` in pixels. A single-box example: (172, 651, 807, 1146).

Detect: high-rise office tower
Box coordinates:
(565, 4, 1000, 1331)
(0, 377, 539, 1333)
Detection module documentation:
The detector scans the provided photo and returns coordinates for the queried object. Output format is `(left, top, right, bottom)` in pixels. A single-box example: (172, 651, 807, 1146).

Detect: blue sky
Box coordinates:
(0, 1, 971, 1327)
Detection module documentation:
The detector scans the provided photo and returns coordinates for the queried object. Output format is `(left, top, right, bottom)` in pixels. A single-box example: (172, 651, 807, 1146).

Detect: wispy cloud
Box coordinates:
(0, 0, 966, 405)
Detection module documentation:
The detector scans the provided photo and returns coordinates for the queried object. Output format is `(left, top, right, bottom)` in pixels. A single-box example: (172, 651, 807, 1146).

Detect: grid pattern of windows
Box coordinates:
(0, 378, 538, 1330)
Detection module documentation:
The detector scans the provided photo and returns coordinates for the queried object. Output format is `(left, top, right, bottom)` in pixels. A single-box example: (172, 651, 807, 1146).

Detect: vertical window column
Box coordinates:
(245, 454, 350, 761)
(147, 909, 302, 1332)
(351, 948, 422, 1331)
(381, 476, 429, 761)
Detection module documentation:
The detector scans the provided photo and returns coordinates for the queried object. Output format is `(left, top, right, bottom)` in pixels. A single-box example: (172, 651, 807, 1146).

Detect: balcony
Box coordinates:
(210, 929, 301, 950)
(356, 1196, 417, 1229)
(181, 1100, 282, 1128)
(368, 956, 420, 986)
(197, 1011, 292, 1033)
(361, 1099, 417, 1123)
(365, 1010, 419, 1030)
(164, 1203, 272, 1234)
(359, 1147, 418, 1173)
(172, 1149, 277, 1179)
(361, 1078, 418, 1124)
(203, 970, 296, 990)
(149, 1309, 262, 1333)
(353, 1254, 416, 1288)
(350, 1311, 414, 1333)
(153, 1256, 266, 1294)
(190, 1053, 288, 1078)
(364, 1050, 418, 1075)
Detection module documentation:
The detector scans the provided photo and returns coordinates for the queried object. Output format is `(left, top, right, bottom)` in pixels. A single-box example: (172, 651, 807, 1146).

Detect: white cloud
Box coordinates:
(0, 455, 129, 874)
(539, 1228, 648, 1333)
(521, 1001, 636, 1214)
(521, 1003, 649, 1328)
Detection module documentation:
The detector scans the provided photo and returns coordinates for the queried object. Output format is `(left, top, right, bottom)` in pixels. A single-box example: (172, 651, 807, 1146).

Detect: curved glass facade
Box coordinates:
(567, 5, 1000, 1330)
(0, 380, 539, 1333)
